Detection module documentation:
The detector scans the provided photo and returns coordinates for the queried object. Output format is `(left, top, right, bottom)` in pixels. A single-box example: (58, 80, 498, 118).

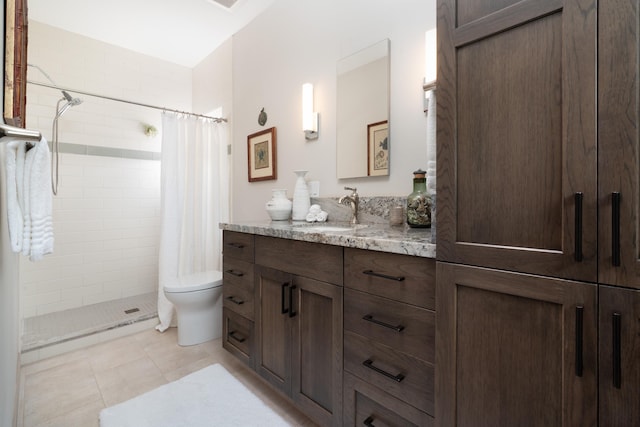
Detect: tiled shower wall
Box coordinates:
(20, 21, 193, 317)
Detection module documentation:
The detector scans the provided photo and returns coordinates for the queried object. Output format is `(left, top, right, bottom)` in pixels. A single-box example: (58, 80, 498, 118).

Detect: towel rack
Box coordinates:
(0, 123, 42, 141)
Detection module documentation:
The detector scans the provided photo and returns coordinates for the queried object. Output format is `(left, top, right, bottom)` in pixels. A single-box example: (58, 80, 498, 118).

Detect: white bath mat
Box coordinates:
(99, 364, 293, 427)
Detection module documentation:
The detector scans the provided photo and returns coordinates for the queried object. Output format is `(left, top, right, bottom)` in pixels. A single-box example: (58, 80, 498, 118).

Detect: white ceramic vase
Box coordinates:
(292, 170, 310, 221)
(266, 189, 292, 221)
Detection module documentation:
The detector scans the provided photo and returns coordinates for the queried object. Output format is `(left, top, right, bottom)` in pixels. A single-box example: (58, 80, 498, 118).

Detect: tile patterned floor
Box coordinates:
(19, 328, 317, 427)
(22, 293, 158, 352)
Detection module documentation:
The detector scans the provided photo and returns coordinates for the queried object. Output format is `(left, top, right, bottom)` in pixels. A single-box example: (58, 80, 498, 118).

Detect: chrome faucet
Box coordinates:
(338, 186, 359, 225)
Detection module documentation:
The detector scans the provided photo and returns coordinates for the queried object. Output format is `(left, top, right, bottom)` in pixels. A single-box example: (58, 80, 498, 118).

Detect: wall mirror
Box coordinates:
(336, 39, 390, 179)
(3, 0, 28, 127)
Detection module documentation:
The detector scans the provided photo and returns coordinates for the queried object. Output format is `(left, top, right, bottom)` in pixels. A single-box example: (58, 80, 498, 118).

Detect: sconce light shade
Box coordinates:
(424, 28, 437, 88)
(302, 83, 318, 140)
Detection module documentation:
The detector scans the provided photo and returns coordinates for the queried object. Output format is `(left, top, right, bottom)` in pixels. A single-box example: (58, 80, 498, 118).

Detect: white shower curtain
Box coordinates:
(156, 112, 229, 332)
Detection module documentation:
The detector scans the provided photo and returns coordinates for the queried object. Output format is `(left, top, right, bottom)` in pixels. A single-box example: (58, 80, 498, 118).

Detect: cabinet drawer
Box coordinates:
(343, 372, 434, 427)
(223, 284, 254, 320)
(222, 307, 253, 368)
(344, 331, 434, 415)
(345, 248, 435, 309)
(223, 231, 255, 262)
(344, 288, 434, 363)
(256, 235, 343, 285)
(223, 257, 254, 292)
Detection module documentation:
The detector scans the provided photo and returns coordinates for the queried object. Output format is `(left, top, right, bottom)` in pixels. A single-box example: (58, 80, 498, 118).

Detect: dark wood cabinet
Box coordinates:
(437, 0, 597, 282)
(437, 0, 640, 425)
(436, 262, 598, 427)
(598, 0, 640, 290)
(598, 286, 640, 426)
(343, 248, 436, 425)
(221, 231, 255, 368)
(254, 236, 343, 427)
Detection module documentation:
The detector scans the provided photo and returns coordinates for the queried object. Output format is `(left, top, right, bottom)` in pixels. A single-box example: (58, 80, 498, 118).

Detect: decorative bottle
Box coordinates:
(292, 170, 311, 221)
(407, 169, 432, 228)
(265, 189, 292, 221)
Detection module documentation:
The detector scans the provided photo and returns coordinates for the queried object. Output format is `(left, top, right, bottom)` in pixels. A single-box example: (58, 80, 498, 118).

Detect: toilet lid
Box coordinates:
(164, 270, 223, 293)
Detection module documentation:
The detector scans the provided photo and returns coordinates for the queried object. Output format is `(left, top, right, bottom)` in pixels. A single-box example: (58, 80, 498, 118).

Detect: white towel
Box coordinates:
(5, 140, 26, 252)
(3, 137, 53, 261)
(26, 138, 54, 261)
(426, 90, 437, 193)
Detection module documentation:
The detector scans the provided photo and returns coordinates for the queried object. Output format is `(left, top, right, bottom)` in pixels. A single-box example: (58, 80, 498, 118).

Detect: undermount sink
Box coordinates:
(293, 224, 368, 233)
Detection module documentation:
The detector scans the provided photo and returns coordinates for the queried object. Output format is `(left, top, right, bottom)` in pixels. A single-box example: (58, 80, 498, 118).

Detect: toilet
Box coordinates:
(163, 270, 224, 346)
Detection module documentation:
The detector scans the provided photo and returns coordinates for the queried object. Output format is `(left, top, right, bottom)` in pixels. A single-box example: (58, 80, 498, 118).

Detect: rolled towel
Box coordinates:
(309, 204, 322, 214)
(316, 211, 328, 222)
(306, 213, 316, 222)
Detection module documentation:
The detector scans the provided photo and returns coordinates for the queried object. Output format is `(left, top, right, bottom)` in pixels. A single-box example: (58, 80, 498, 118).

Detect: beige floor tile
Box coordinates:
(20, 327, 319, 427)
(84, 334, 147, 373)
(94, 356, 167, 407)
(33, 398, 104, 427)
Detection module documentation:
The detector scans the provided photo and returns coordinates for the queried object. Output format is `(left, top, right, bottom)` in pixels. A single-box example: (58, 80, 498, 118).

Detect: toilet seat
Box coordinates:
(164, 270, 223, 293)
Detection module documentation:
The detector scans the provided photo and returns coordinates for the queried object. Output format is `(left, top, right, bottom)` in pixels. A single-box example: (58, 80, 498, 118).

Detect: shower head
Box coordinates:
(55, 96, 82, 118)
(28, 64, 83, 108)
(62, 90, 83, 106)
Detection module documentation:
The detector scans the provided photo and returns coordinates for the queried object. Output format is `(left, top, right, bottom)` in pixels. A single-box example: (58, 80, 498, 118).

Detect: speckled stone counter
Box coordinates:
(219, 220, 436, 258)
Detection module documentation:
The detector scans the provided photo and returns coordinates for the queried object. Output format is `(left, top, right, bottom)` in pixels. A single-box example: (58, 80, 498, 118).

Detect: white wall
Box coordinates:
(0, 6, 21, 425)
(22, 22, 192, 317)
(225, 0, 436, 221)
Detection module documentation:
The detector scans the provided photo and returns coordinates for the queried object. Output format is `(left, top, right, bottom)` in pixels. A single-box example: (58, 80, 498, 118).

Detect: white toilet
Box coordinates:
(163, 270, 224, 346)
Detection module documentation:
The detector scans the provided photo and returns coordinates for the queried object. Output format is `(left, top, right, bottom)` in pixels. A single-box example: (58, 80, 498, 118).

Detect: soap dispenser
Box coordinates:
(407, 169, 432, 228)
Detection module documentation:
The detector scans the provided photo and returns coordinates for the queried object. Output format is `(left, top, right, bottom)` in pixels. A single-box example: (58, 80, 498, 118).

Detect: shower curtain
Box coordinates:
(156, 112, 229, 332)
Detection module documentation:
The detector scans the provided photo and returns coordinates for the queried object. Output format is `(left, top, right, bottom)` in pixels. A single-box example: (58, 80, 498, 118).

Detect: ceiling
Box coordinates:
(28, 0, 275, 68)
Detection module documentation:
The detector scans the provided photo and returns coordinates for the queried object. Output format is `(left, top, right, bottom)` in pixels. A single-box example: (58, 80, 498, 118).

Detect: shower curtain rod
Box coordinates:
(27, 80, 228, 123)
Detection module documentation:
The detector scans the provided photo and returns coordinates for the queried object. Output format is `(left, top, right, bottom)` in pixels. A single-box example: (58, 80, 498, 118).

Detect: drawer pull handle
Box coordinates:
(226, 242, 245, 249)
(225, 269, 244, 277)
(574, 192, 583, 262)
(575, 306, 583, 377)
(226, 296, 244, 305)
(362, 314, 404, 332)
(362, 359, 405, 382)
(289, 285, 297, 318)
(612, 192, 621, 266)
(228, 330, 246, 343)
(613, 312, 622, 389)
(362, 270, 405, 282)
(363, 416, 376, 427)
(281, 283, 289, 314)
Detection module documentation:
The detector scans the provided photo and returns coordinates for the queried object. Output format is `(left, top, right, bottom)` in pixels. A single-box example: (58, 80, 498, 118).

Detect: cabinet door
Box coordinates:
(291, 276, 343, 427)
(437, 0, 597, 282)
(436, 262, 597, 427)
(599, 0, 640, 289)
(599, 286, 640, 426)
(254, 265, 293, 395)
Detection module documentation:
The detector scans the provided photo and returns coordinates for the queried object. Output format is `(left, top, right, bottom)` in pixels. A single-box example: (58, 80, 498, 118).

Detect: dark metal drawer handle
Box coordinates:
(575, 306, 583, 377)
(362, 359, 405, 382)
(362, 270, 405, 282)
(225, 269, 244, 277)
(226, 296, 244, 305)
(612, 192, 621, 267)
(289, 285, 297, 318)
(574, 192, 583, 262)
(281, 283, 289, 314)
(363, 416, 376, 427)
(226, 242, 245, 249)
(228, 330, 246, 343)
(362, 314, 404, 332)
(613, 312, 621, 389)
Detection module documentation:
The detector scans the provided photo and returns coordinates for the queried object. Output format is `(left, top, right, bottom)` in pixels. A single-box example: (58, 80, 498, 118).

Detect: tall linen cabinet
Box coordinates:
(436, 0, 639, 425)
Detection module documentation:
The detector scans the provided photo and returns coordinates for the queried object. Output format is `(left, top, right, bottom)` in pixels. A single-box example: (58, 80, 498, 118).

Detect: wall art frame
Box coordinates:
(367, 120, 389, 176)
(248, 126, 277, 182)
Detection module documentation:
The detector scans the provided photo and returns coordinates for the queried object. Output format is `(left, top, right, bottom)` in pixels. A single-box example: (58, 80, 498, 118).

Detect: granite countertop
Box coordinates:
(220, 220, 436, 258)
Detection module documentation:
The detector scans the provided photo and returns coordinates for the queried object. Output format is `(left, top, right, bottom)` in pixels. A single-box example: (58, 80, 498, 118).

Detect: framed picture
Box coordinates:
(248, 127, 277, 182)
(367, 120, 389, 176)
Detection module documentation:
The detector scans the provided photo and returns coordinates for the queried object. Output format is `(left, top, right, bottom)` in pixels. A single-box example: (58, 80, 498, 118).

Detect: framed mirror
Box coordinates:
(4, 0, 28, 127)
(336, 39, 389, 179)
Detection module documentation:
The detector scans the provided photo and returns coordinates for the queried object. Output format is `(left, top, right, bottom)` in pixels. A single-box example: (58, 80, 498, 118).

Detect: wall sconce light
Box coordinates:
(424, 28, 437, 111)
(302, 83, 319, 140)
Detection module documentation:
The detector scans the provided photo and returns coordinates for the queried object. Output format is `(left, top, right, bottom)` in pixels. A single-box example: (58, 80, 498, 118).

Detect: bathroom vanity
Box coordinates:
(220, 221, 435, 427)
